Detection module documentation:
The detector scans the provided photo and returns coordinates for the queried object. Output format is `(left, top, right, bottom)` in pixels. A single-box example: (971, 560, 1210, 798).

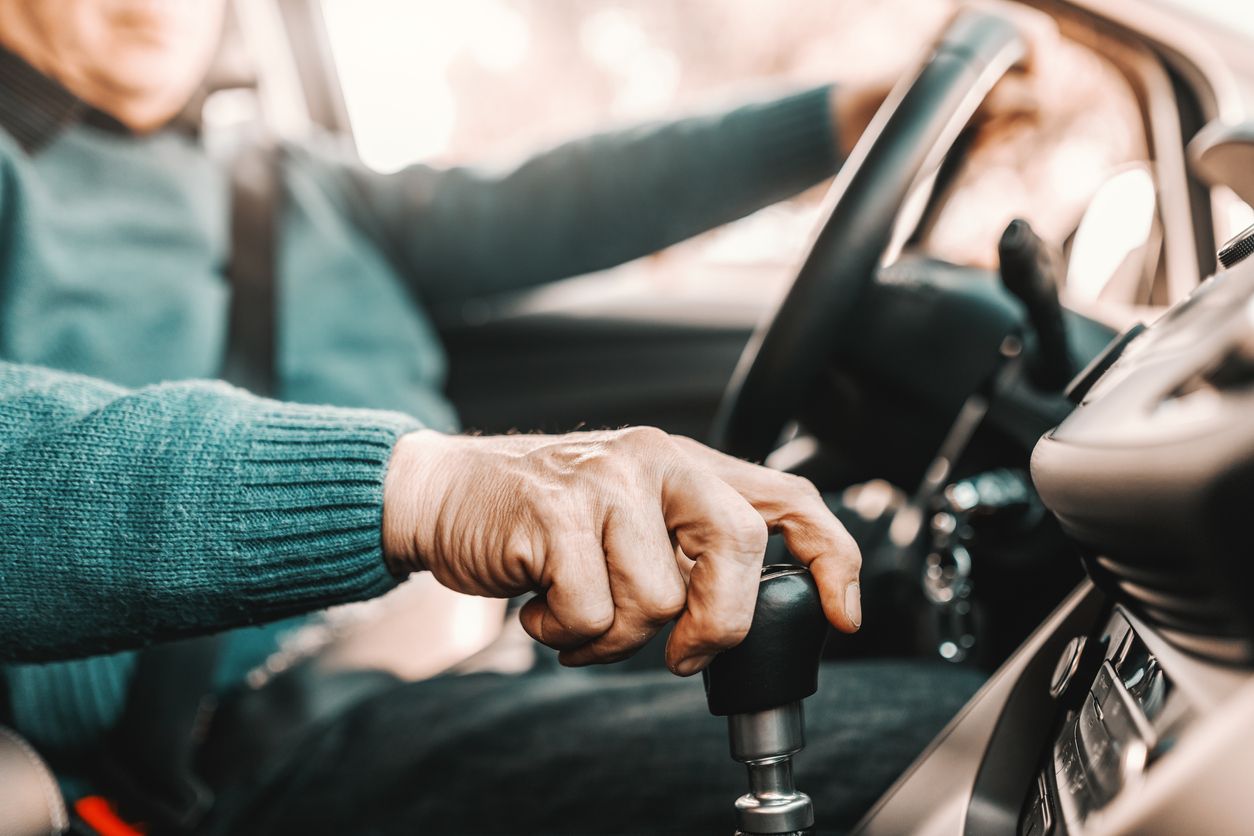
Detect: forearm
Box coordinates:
(339, 86, 840, 303)
(0, 362, 420, 662)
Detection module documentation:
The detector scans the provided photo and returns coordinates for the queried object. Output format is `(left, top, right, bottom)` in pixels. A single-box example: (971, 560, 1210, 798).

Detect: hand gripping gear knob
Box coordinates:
(703, 565, 830, 836)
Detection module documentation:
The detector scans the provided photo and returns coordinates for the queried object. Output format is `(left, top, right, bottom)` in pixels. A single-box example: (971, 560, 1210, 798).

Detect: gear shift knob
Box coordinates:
(704, 565, 829, 836)
(704, 565, 829, 716)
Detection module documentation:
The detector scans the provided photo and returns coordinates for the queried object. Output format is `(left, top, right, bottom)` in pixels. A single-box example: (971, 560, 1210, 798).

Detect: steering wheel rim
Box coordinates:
(710, 11, 1028, 463)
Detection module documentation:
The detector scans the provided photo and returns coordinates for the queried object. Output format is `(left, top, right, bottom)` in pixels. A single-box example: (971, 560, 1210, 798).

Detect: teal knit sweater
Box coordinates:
(0, 68, 838, 757)
(0, 365, 418, 747)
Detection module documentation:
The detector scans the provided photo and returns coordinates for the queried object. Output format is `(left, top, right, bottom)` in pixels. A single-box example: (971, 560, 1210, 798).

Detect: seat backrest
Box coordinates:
(0, 725, 67, 836)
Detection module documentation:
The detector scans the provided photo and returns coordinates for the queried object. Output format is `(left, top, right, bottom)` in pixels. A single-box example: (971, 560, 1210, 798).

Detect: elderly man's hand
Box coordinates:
(829, 7, 1057, 159)
(382, 428, 861, 676)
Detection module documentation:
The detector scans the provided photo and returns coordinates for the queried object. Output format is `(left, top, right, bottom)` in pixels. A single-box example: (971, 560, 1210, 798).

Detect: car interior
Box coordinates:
(5, 0, 1254, 833)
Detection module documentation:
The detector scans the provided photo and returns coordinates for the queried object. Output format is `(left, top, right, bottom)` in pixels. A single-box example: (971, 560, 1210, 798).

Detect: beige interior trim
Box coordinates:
(0, 725, 67, 836)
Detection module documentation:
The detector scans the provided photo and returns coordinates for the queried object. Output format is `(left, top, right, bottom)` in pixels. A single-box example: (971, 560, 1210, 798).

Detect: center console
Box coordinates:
(1022, 607, 1196, 835)
(852, 237, 1254, 835)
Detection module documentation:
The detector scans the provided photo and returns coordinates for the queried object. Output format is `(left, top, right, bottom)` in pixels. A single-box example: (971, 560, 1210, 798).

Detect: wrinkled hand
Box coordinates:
(829, 6, 1058, 158)
(382, 428, 861, 676)
(967, 5, 1057, 149)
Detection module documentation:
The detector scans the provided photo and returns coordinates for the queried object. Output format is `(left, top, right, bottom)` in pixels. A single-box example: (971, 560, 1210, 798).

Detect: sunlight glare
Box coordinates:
(322, 0, 531, 172)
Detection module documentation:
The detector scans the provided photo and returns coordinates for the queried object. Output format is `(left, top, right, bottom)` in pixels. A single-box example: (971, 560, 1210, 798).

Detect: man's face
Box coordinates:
(0, 0, 227, 129)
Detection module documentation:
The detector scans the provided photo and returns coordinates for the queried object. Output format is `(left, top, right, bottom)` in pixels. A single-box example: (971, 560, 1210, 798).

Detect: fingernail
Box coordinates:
(675, 653, 716, 677)
(845, 582, 862, 629)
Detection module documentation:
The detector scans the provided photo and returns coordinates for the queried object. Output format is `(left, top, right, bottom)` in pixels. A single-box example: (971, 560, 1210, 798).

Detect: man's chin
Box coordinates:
(89, 56, 186, 91)
(82, 59, 203, 119)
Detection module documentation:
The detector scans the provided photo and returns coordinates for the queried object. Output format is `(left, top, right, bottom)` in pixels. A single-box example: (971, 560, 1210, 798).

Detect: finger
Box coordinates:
(978, 75, 1040, 135)
(673, 539, 695, 584)
(670, 437, 862, 633)
(762, 479, 862, 634)
(661, 467, 768, 676)
(518, 530, 614, 651)
(1004, 3, 1060, 73)
(560, 505, 687, 667)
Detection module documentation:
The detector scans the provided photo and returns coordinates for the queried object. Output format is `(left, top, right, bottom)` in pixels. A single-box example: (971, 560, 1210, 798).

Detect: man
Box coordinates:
(0, 1, 999, 833)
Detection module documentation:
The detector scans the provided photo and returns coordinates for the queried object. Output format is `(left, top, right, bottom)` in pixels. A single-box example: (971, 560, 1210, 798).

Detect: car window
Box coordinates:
(1152, 0, 1254, 40)
(320, 1, 1155, 317)
(919, 35, 1152, 304)
(319, 0, 955, 305)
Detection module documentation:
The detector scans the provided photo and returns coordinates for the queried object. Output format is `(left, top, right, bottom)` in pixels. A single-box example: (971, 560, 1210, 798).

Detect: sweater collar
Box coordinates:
(0, 44, 149, 154)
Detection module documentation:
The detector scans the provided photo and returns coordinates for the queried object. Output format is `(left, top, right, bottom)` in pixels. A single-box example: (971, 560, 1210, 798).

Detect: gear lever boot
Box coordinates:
(703, 565, 830, 836)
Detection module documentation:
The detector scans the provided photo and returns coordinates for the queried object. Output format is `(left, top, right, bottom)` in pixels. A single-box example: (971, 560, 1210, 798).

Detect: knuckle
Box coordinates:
(825, 519, 862, 564)
(842, 538, 864, 573)
(785, 473, 824, 504)
(726, 513, 769, 554)
(570, 601, 615, 637)
(702, 610, 753, 648)
(503, 533, 537, 581)
(641, 586, 687, 624)
(615, 425, 672, 452)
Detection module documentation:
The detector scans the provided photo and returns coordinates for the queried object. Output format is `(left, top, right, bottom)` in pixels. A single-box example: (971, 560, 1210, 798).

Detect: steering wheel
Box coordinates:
(711, 11, 1028, 462)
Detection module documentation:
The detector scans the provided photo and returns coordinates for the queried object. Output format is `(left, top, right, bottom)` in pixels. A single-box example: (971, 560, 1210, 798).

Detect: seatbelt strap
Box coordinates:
(221, 138, 282, 397)
(94, 138, 283, 833)
(97, 637, 221, 831)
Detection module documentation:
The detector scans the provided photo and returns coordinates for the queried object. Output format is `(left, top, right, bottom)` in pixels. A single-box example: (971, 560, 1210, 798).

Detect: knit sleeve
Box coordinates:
(320, 86, 839, 304)
(0, 362, 421, 663)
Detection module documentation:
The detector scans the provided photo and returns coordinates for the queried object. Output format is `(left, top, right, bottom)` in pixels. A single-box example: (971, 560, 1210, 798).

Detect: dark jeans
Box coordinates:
(198, 660, 982, 836)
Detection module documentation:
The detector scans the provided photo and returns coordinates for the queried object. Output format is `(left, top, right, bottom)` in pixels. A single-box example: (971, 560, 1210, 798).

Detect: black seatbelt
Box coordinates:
(96, 637, 222, 831)
(221, 138, 281, 397)
(94, 138, 282, 833)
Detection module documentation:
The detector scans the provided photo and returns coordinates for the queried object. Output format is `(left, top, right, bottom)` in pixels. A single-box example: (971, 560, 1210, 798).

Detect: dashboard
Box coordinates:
(1032, 236, 1254, 665)
(1023, 607, 1193, 834)
(853, 227, 1254, 836)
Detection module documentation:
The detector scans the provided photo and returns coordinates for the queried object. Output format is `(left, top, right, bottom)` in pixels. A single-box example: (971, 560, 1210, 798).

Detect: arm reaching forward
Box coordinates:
(0, 362, 418, 662)
(1, 363, 861, 676)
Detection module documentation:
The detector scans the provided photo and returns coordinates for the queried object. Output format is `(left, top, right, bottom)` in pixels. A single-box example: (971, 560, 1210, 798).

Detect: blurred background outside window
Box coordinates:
(320, 1, 1152, 306)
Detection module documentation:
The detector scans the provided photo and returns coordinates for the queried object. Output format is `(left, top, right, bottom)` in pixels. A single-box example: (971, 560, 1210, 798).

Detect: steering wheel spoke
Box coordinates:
(711, 10, 1029, 463)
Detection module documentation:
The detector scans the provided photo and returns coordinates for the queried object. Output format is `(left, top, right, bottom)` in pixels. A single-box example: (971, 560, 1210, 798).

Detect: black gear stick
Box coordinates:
(704, 565, 830, 836)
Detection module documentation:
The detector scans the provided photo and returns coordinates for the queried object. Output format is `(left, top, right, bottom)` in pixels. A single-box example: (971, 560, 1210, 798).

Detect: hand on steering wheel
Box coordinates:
(831, 8, 1055, 159)
(713, 10, 1040, 462)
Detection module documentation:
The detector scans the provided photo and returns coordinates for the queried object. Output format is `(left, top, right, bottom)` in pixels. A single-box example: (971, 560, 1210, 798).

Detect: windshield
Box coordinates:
(1152, 0, 1254, 40)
